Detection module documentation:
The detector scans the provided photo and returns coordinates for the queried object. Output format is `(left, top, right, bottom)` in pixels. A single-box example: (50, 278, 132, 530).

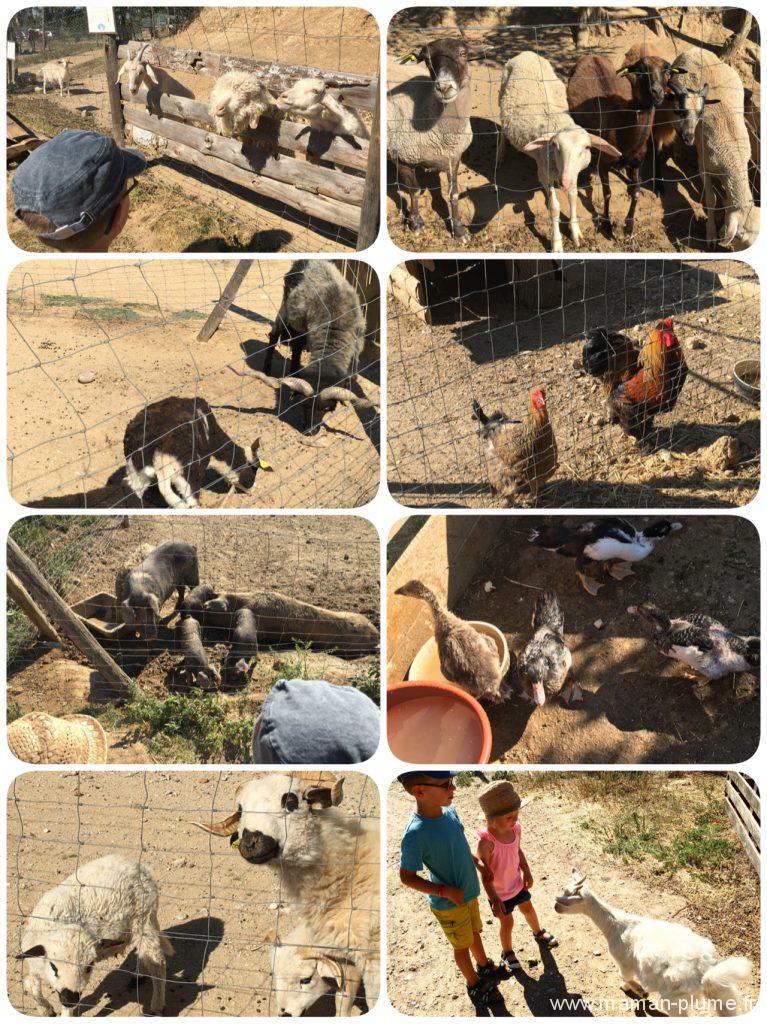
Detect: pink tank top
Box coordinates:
(477, 823, 523, 900)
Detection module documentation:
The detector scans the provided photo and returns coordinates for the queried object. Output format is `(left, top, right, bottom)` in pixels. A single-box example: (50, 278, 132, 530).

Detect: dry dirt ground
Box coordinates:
(7, 770, 380, 1017)
(8, 7, 379, 254)
(7, 259, 380, 510)
(386, 7, 760, 253)
(387, 775, 760, 1017)
(387, 259, 759, 509)
(8, 515, 379, 763)
(449, 515, 759, 765)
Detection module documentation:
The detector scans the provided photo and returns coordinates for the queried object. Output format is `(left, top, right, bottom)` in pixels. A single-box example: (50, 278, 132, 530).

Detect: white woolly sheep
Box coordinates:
(41, 58, 72, 97)
(275, 77, 369, 139)
(387, 37, 475, 239)
(555, 870, 751, 1016)
(499, 51, 621, 253)
(194, 773, 379, 1014)
(116, 43, 195, 116)
(209, 70, 275, 138)
(671, 48, 758, 249)
(16, 854, 172, 1017)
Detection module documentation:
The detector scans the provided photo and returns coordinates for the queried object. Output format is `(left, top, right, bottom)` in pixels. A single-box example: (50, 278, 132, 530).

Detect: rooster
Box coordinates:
(582, 328, 641, 398)
(607, 317, 688, 439)
(472, 386, 558, 500)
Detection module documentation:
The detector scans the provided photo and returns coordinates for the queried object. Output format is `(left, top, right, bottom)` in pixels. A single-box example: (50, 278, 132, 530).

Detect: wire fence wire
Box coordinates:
(7, 258, 380, 510)
(386, 6, 760, 253)
(8, 770, 381, 1017)
(7, 6, 379, 254)
(7, 515, 380, 763)
(387, 258, 760, 509)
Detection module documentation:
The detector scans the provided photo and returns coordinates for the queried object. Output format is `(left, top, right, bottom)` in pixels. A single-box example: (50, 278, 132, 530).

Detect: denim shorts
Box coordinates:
(498, 888, 531, 915)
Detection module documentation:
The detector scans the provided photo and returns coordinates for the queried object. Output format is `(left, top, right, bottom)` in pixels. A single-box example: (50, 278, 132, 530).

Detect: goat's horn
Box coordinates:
(191, 810, 241, 836)
(227, 366, 315, 396)
(316, 386, 378, 409)
(280, 376, 316, 396)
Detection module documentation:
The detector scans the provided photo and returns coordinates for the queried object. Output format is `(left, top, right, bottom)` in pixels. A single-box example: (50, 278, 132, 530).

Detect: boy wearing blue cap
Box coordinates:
(12, 129, 146, 251)
(399, 772, 505, 1010)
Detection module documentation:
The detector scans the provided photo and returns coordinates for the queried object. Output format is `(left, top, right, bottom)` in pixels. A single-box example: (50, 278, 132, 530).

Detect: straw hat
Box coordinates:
(8, 712, 108, 764)
(478, 779, 532, 818)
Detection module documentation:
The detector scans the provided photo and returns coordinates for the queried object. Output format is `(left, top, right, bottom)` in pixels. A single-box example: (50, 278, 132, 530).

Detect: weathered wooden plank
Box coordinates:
(356, 86, 380, 250)
(104, 34, 126, 143)
(118, 41, 377, 108)
(726, 778, 761, 836)
(133, 130, 360, 232)
(726, 797, 760, 873)
(124, 106, 364, 207)
(197, 260, 252, 343)
(121, 84, 369, 169)
(7, 570, 61, 643)
(728, 771, 760, 815)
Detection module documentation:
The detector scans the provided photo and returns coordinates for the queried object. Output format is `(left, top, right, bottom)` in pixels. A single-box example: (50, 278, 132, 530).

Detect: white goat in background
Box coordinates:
(41, 58, 72, 96)
(555, 871, 751, 1016)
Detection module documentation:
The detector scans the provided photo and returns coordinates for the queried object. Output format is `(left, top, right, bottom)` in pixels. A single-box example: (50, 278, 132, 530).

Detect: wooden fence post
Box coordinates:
(103, 33, 126, 144)
(357, 85, 380, 250)
(7, 538, 132, 693)
(7, 571, 60, 643)
(196, 260, 253, 342)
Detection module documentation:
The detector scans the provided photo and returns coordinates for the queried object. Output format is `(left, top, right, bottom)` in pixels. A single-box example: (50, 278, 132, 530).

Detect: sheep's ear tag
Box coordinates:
(399, 51, 419, 64)
(230, 834, 241, 849)
(258, 458, 272, 470)
(616, 67, 629, 77)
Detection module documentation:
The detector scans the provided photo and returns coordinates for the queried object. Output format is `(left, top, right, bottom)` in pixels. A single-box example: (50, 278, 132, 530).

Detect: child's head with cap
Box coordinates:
(12, 129, 146, 252)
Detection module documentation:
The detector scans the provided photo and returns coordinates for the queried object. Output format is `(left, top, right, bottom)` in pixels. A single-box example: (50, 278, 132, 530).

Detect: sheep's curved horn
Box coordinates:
(229, 366, 316, 396)
(191, 809, 241, 836)
(303, 777, 345, 808)
(316, 385, 378, 409)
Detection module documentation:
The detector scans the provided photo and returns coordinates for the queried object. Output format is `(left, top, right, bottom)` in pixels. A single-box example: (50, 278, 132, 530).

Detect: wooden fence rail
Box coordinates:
(108, 38, 379, 245)
(725, 772, 760, 873)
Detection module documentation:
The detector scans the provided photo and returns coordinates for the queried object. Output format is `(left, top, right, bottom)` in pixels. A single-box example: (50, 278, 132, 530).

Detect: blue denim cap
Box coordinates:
(12, 129, 147, 240)
(398, 771, 459, 784)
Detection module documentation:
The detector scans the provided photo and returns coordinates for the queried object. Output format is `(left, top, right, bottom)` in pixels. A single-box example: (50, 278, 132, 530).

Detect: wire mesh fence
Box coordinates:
(387, 258, 760, 509)
(7, 6, 379, 253)
(386, 6, 760, 253)
(7, 770, 380, 1016)
(7, 258, 380, 510)
(7, 514, 380, 764)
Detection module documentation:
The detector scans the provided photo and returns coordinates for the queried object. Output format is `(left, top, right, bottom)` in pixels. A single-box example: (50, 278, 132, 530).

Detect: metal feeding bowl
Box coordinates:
(733, 359, 760, 405)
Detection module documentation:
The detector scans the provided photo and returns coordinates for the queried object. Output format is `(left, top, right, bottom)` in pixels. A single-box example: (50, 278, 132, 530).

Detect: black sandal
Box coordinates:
(501, 950, 521, 971)
(534, 929, 559, 949)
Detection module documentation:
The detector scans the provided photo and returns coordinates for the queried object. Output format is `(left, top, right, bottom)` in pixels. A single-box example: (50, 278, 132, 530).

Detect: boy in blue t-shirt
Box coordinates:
(399, 772, 505, 1009)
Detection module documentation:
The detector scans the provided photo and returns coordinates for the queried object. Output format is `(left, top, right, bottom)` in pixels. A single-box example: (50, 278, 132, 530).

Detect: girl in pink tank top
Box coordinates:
(476, 797, 559, 973)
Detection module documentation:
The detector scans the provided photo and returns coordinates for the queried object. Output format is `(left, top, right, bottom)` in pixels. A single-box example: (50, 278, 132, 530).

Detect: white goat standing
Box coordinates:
(498, 51, 621, 252)
(275, 77, 370, 139)
(555, 871, 751, 1016)
(41, 58, 72, 96)
(209, 70, 276, 138)
(116, 43, 195, 115)
(16, 854, 172, 1017)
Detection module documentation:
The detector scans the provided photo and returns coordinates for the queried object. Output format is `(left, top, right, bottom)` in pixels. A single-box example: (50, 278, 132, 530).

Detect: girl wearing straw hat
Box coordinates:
(476, 779, 558, 973)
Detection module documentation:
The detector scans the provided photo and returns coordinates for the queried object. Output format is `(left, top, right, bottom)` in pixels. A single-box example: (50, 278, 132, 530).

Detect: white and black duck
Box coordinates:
(517, 590, 578, 707)
(530, 518, 683, 596)
(628, 602, 760, 690)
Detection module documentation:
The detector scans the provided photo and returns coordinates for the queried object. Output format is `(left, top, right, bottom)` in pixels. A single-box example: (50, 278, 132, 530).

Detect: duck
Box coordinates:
(628, 602, 760, 694)
(517, 590, 578, 706)
(395, 579, 506, 702)
(530, 517, 683, 596)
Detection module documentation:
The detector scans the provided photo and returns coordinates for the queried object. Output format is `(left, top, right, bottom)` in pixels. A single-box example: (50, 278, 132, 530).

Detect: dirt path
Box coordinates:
(7, 770, 379, 1016)
(386, 7, 759, 253)
(453, 516, 759, 765)
(7, 260, 380, 509)
(387, 779, 760, 1017)
(387, 260, 759, 509)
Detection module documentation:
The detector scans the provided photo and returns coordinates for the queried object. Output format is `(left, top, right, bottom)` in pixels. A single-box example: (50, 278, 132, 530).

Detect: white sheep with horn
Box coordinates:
(193, 772, 379, 1015)
(116, 42, 195, 115)
(554, 870, 751, 1016)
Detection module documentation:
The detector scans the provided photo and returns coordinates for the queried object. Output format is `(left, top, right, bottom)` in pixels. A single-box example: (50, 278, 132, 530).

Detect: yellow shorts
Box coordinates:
(431, 897, 482, 950)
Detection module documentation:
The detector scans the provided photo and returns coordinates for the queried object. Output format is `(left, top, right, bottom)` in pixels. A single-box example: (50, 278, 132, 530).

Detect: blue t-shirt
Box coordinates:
(400, 805, 480, 911)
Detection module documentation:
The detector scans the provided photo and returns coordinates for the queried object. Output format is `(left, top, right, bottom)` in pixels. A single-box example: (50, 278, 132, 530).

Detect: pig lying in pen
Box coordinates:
(202, 590, 379, 653)
(222, 607, 259, 687)
(175, 615, 221, 689)
(116, 540, 199, 638)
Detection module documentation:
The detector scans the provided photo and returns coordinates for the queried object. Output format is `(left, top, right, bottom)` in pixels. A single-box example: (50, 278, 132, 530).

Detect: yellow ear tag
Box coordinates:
(258, 458, 273, 470)
(231, 837, 241, 849)
(617, 68, 629, 77)
(400, 52, 418, 63)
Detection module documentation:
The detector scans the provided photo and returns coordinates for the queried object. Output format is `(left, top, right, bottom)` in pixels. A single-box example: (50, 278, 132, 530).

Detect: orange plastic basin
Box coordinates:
(387, 680, 493, 764)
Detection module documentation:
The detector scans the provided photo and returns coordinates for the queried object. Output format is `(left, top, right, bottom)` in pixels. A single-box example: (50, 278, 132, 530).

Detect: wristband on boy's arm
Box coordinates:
(436, 884, 446, 898)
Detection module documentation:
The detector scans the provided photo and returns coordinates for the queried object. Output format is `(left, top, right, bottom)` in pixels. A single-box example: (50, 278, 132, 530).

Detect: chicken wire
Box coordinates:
(7, 258, 380, 510)
(387, 258, 760, 509)
(7, 6, 379, 254)
(7, 514, 380, 761)
(7, 770, 380, 1017)
(386, 6, 760, 253)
